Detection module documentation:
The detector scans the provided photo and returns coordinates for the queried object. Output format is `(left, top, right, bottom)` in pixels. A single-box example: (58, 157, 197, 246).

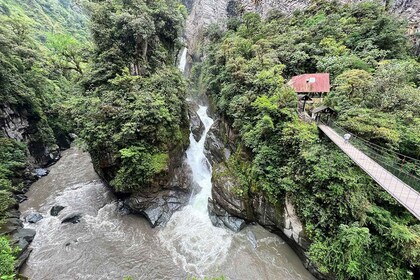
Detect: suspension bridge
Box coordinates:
(299, 108, 420, 220)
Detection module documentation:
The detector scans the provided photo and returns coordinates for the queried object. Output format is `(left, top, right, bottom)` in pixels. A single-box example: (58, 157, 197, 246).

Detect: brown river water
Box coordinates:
(19, 138, 314, 280)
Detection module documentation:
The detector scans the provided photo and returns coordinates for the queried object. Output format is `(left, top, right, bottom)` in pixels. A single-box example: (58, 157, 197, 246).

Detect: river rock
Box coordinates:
(12, 228, 36, 247)
(62, 214, 82, 224)
(188, 105, 205, 142)
(0, 209, 23, 235)
(117, 201, 131, 215)
(16, 194, 28, 203)
(26, 212, 43, 223)
(208, 197, 246, 232)
(34, 168, 48, 177)
(125, 190, 189, 228)
(50, 205, 65, 216)
(11, 228, 36, 269)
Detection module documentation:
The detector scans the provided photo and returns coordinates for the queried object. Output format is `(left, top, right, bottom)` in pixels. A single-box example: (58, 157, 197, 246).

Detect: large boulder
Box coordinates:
(50, 205, 65, 216)
(208, 197, 246, 232)
(188, 104, 205, 142)
(11, 228, 36, 269)
(25, 212, 43, 224)
(124, 160, 193, 227)
(62, 214, 82, 224)
(125, 190, 190, 227)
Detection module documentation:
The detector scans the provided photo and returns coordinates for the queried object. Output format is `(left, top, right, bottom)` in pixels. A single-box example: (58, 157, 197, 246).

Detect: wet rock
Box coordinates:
(117, 201, 130, 215)
(62, 214, 81, 224)
(26, 212, 43, 224)
(50, 205, 65, 216)
(69, 133, 78, 140)
(211, 162, 330, 279)
(208, 198, 246, 232)
(143, 203, 164, 227)
(0, 217, 23, 235)
(15, 246, 32, 270)
(211, 164, 248, 219)
(34, 168, 48, 178)
(204, 120, 227, 165)
(125, 190, 190, 228)
(11, 228, 36, 269)
(188, 105, 205, 142)
(16, 194, 28, 203)
(12, 228, 36, 245)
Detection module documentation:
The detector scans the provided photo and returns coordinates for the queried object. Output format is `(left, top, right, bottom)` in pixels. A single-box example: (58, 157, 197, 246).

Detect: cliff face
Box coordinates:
(0, 104, 61, 167)
(185, 0, 420, 48)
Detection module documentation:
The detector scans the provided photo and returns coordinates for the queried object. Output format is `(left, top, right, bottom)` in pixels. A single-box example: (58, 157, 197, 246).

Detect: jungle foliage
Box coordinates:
(201, 1, 420, 279)
(0, 0, 89, 273)
(71, 0, 189, 193)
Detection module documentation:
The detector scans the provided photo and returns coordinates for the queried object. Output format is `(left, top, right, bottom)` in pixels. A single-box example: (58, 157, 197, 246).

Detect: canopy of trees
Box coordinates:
(72, 0, 189, 193)
(0, 0, 89, 271)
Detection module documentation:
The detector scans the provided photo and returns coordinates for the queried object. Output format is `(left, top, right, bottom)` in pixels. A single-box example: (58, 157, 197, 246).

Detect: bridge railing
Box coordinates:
(326, 121, 420, 192)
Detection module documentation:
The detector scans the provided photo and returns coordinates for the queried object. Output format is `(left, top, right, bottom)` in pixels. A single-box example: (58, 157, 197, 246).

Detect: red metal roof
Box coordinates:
(287, 73, 330, 93)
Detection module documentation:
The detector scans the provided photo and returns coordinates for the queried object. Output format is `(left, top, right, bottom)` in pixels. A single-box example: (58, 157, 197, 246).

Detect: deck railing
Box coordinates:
(327, 121, 420, 192)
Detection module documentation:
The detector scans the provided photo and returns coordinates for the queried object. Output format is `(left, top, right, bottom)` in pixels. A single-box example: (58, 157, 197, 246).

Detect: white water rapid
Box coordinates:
(158, 105, 234, 276)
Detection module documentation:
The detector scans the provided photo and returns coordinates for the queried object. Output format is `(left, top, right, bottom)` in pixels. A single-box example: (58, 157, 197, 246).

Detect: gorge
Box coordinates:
(18, 56, 315, 278)
(0, 0, 419, 279)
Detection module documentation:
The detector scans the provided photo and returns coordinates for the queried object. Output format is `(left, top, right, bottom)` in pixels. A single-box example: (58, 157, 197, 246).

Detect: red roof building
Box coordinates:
(287, 73, 330, 93)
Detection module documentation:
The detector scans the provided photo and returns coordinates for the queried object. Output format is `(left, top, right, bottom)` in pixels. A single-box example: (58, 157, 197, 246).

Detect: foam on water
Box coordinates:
(158, 104, 233, 276)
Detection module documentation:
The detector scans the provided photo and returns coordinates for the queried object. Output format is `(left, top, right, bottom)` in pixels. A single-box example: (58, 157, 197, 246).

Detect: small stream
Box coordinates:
(18, 49, 314, 280)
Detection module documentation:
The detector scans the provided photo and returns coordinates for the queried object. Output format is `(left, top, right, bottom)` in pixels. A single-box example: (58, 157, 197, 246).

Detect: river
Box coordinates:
(18, 49, 315, 280)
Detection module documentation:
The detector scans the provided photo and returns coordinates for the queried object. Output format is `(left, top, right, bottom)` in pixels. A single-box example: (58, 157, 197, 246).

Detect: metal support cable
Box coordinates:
(330, 120, 420, 164)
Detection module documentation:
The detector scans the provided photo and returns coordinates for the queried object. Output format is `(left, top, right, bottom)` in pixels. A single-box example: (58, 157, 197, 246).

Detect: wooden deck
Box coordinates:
(318, 124, 420, 220)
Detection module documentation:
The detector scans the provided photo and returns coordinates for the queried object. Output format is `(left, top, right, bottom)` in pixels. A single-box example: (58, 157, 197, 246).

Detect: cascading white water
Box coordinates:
(178, 48, 188, 73)
(158, 100, 234, 276)
(186, 106, 214, 211)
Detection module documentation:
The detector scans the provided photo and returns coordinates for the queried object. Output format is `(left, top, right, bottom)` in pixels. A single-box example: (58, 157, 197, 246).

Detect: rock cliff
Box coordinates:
(0, 103, 69, 271)
(185, 0, 420, 49)
(206, 118, 332, 279)
(0, 104, 61, 167)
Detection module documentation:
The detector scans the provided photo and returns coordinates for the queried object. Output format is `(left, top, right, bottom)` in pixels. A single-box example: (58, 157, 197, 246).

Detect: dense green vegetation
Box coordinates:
(0, 0, 89, 274)
(0, 235, 16, 279)
(0, 139, 26, 224)
(71, 0, 189, 193)
(1, 0, 419, 278)
(200, 1, 419, 279)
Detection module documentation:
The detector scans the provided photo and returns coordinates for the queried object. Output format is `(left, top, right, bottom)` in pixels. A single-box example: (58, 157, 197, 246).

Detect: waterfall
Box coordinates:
(178, 48, 188, 73)
(158, 101, 233, 276)
(186, 106, 214, 212)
